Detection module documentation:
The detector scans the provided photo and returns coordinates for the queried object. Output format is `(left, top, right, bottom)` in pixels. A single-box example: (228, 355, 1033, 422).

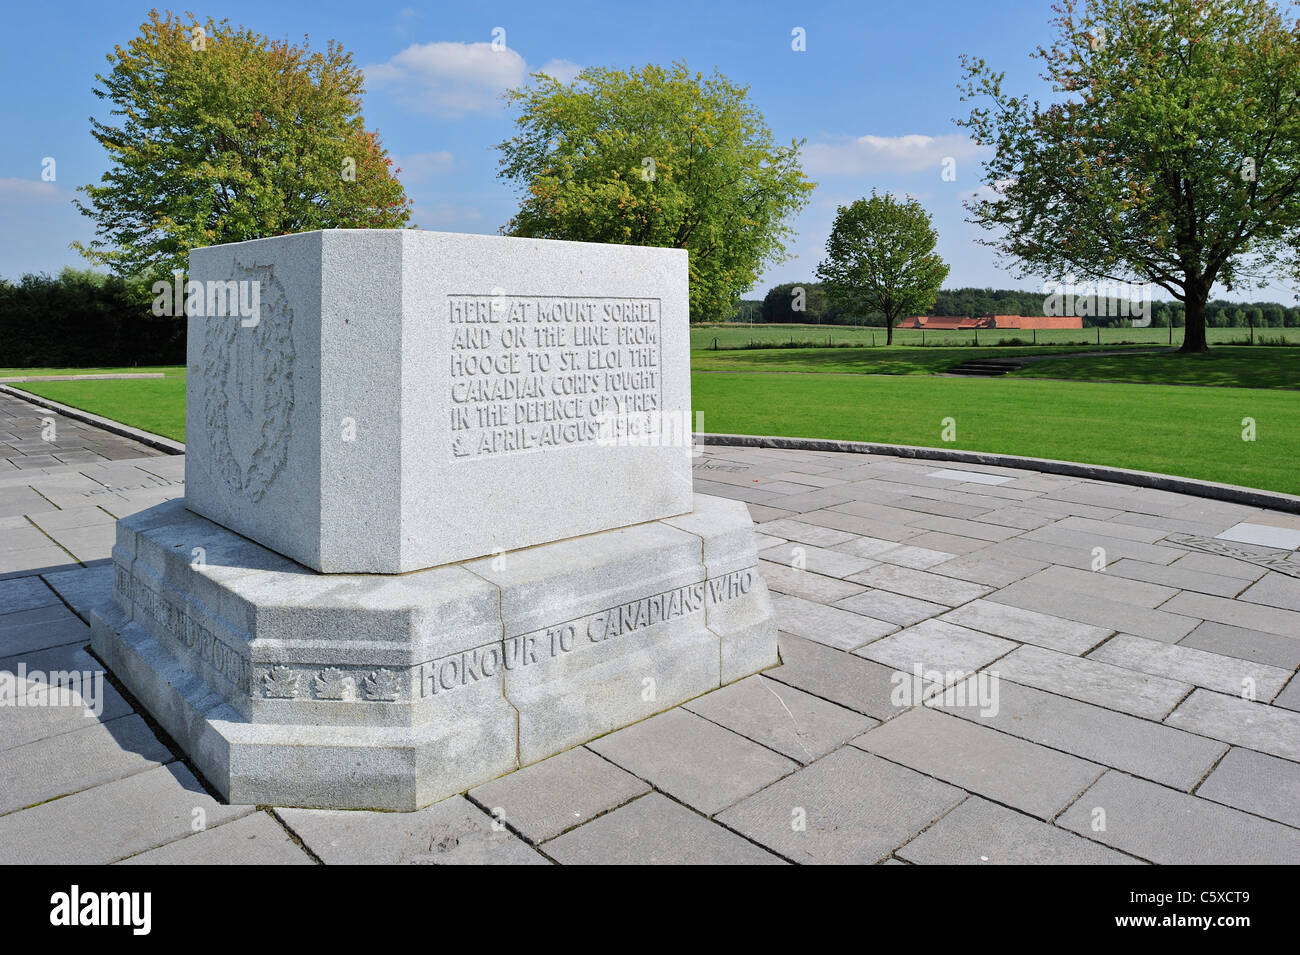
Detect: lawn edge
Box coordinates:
(697, 431, 1300, 515)
(1, 384, 185, 455)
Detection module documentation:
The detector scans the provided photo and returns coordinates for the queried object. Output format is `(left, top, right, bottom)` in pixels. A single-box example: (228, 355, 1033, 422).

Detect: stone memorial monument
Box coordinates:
(90, 229, 778, 810)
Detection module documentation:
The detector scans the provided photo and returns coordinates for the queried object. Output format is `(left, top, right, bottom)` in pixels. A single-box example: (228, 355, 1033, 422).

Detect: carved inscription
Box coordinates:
(448, 294, 662, 459)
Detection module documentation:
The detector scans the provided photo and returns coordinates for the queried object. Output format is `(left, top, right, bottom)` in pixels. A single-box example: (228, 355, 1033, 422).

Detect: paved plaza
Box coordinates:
(1, 390, 1298, 864)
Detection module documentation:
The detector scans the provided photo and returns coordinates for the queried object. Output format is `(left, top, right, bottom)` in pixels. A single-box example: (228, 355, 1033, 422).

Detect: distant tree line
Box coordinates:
(0, 269, 183, 367)
(736, 282, 1300, 329)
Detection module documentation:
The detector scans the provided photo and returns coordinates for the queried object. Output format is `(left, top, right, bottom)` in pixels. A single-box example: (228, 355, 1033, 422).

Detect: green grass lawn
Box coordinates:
(692, 372, 1300, 494)
(691, 344, 1151, 376)
(0, 365, 185, 379)
(12, 376, 188, 442)
(1011, 347, 1299, 389)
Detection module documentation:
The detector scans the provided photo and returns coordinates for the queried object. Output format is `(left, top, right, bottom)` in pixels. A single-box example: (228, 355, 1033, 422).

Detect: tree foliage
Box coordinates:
(74, 11, 410, 279)
(959, 0, 1300, 352)
(495, 62, 815, 322)
(816, 193, 949, 344)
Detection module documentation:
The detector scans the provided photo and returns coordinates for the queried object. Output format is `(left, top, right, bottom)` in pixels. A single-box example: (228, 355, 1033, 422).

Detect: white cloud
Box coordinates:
(803, 133, 987, 177)
(365, 42, 528, 116)
(394, 150, 455, 182)
(0, 179, 65, 202)
(537, 59, 582, 85)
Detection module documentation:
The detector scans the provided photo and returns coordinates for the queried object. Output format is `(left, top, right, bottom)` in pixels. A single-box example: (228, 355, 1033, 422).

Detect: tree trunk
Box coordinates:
(1180, 286, 1210, 353)
(886, 319, 894, 346)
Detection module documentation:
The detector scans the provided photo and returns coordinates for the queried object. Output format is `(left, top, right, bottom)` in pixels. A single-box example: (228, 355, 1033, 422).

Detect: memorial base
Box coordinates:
(89, 494, 777, 810)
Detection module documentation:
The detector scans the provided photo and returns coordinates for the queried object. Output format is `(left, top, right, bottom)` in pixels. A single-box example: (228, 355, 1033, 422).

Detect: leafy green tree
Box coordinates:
(816, 192, 949, 345)
(495, 62, 814, 322)
(959, 0, 1300, 352)
(74, 11, 410, 279)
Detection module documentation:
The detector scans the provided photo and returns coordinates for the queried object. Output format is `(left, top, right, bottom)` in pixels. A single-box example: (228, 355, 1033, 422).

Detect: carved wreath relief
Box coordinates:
(201, 260, 295, 502)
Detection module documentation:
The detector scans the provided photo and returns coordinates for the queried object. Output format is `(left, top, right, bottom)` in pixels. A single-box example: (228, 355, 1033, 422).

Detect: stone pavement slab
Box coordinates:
(542, 792, 786, 865)
(768, 633, 925, 719)
(769, 592, 896, 650)
(716, 747, 964, 865)
(896, 797, 1141, 865)
(1194, 748, 1300, 828)
(1057, 771, 1300, 865)
(853, 619, 1015, 680)
(467, 746, 650, 844)
(1164, 689, 1300, 762)
(993, 644, 1191, 720)
(1088, 633, 1291, 700)
(938, 599, 1110, 655)
(1178, 620, 1300, 670)
(757, 559, 866, 603)
(117, 811, 315, 865)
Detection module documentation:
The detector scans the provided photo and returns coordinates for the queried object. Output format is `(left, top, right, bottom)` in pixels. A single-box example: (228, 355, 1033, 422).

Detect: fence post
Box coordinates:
(713, 337, 718, 351)
(1033, 328, 1037, 345)
(1097, 326, 1101, 345)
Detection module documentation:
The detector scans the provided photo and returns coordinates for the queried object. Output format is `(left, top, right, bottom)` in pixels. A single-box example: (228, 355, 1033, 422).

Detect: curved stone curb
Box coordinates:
(0, 384, 184, 455)
(695, 432, 1300, 515)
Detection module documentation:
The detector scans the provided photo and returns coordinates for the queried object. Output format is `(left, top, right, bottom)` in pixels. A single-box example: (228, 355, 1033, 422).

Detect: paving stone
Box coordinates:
(716, 747, 964, 864)
(1195, 748, 1300, 828)
(853, 619, 1015, 681)
(1164, 689, 1300, 762)
(897, 797, 1141, 865)
(756, 518, 858, 548)
(1088, 633, 1291, 701)
(0, 763, 252, 864)
(0, 643, 131, 751)
(1169, 551, 1267, 582)
(906, 514, 1021, 543)
(1021, 564, 1180, 608)
(468, 746, 649, 844)
(927, 468, 1012, 486)
(683, 674, 876, 764)
(928, 551, 1048, 588)
(830, 535, 908, 559)
(1238, 572, 1300, 612)
(543, 792, 785, 864)
(757, 560, 866, 604)
(939, 599, 1110, 654)
(834, 589, 947, 627)
(1274, 676, 1300, 712)
(906, 532, 991, 556)
(846, 564, 992, 607)
(1058, 515, 1172, 544)
(587, 708, 797, 815)
(936, 677, 1226, 791)
(770, 592, 897, 650)
(118, 811, 315, 865)
(1023, 525, 1187, 564)
(0, 602, 89, 656)
(1104, 557, 1246, 598)
(994, 644, 1191, 720)
(872, 544, 956, 569)
(1179, 620, 1300, 669)
(0, 712, 174, 814)
(1216, 521, 1300, 550)
(276, 796, 548, 864)
(769, 633, 928, 719)
(853, 707, 1102, 819)
(1057, 771, 1300, 864)
(1162, 590, 1300, 638)
(759, 541, 876, 579)
(0, 575, 59, 614)
(987, 581, 1197, 643)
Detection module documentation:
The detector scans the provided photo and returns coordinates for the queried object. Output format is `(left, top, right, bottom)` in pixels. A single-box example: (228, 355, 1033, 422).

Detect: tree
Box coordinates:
(959, 0, 1300, 353)
(74, 11, 410, 279)
(816, 193, 949, 345)
(495, 62, 814, 323)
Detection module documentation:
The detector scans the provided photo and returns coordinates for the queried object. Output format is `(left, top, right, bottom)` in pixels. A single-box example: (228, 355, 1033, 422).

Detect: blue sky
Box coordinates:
(1, 0, 1294, 303)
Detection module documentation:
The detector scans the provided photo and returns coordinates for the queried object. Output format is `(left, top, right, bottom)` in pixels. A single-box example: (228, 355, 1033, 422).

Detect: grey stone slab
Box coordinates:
(994, 644, 1191, 720)
(0, 575, 59, 614)
(757, 560, 866, 604)
(683, 674, 876, 764)
(468, 746, 650, 844)
(1216, 521, 1300, 550)
(716, 747, 964, 865)
(986, 581, 1196, 643)
(906, 532, 991, 556)
(756, 518, 858, 548)
(853, 619, 1016, 682)
(1239, 572, 1300, 612)
(829, 534, 909, 559)
(928, 551, 1049, 588)
(834, 589, 947, 627)
(0, 643, 132, 751)
(118, 811, 315, 865)
(1169, 551, 1267, 582)
(770, 592, 897, 650)
(1057, 771, 1300, 864)
(1274, 676, 1300, 712)
(1162, 590, 1300, 638)
(846, 564, 992, 607)
(586, 707, 796, 815)
(907, 514, 1021, 542)
(0, 713, 174, 814)
(277, 796, 548, 864)
(872, 544, 957, 569)
(759, 541, 876, 579)
(927, 468, 1012, 486)
(1179, 620, 1300, 670)
(1023, 525, 1187, 565)
(769, 633, 927, 720)
(1164, 689, 1300, 762)
(1059, 515, 1173, 544)
(939, 599, 1110, 655)
(794, 507, 923, 543)
(0, 763, 252, 864)
(1088, 633, 1292, 701)
(1196, 748, 1300, 828)
(543, 792, 786, 864)
(1021, 564, 1179, 608)
(853, 707, 1103, 819)
(936, 677, 1227, 791)
(1105, 558, 1246, 598)
(41, 563, 114, 621)
(897, 797, 1141, 865)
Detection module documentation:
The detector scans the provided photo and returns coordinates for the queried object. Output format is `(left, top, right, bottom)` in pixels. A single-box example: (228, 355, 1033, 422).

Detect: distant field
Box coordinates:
(690, 323, 1300, 350)
(692, 345, 1156, 376)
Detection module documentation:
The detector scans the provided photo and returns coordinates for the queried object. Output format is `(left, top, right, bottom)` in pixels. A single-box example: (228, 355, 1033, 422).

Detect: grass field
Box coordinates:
(1010, 348, 1299, 389)
(13, 375, 188, 441)
(692, 372, 1300, 494)
(691, 344, 1156, 376)
(691, 323, 1300, 350)
(0, 365, 185, 379)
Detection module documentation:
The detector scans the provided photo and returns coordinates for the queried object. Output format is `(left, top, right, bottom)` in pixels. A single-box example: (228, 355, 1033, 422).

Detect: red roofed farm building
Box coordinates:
(899, 314, 1083, 330)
